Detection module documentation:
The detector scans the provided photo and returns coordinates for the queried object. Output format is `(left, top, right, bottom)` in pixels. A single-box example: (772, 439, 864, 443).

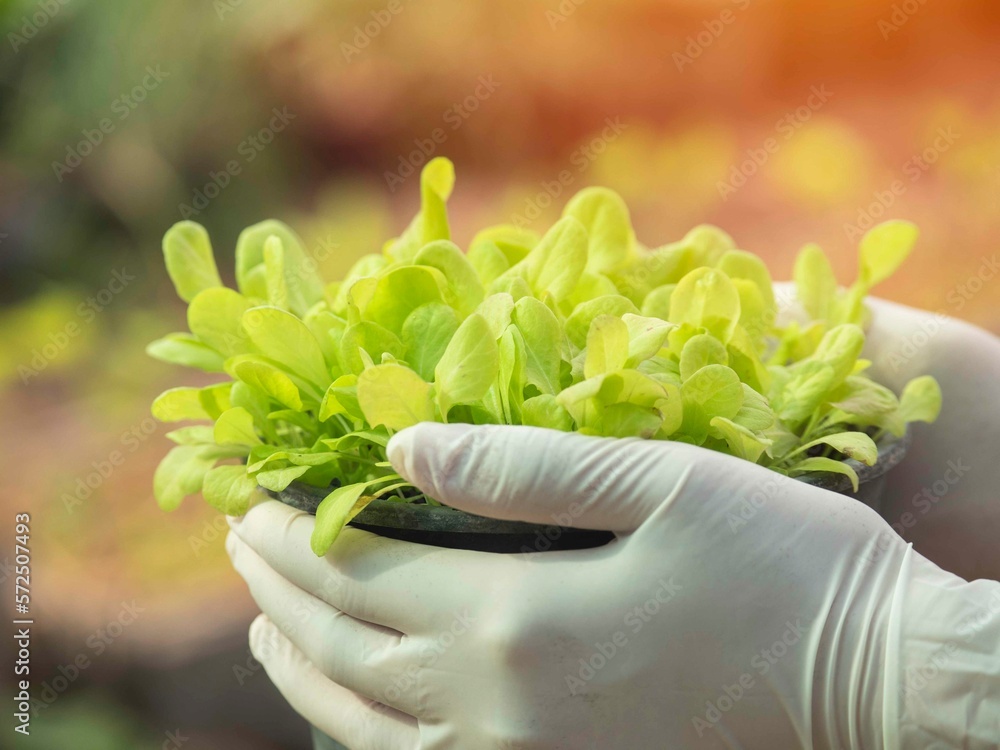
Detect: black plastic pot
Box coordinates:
(274, 482, 616, 553)
(275, 429, 909, 750)
(795, 428, 911, 515)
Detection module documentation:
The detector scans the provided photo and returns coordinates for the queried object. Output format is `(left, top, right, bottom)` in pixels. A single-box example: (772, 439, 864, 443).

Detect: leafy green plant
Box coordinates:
(149, 157, 941, 554)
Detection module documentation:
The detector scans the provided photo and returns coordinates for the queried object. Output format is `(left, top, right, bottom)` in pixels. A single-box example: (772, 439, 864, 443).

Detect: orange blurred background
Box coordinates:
(1, 0, 998, 746)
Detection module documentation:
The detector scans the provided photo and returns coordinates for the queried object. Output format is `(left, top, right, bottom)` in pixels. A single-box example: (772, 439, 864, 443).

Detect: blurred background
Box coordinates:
(1, 0, 998, 746)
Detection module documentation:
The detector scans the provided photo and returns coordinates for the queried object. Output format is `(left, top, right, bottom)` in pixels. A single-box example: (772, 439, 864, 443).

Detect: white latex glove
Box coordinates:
(227, 424, 1000, 746)
(861, 297, 1000, 581)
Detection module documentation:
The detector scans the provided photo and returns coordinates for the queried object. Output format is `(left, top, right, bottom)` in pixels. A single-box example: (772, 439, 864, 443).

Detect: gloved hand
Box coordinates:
(227, 421, 1000, 746)
(860, 296, 1000, 580)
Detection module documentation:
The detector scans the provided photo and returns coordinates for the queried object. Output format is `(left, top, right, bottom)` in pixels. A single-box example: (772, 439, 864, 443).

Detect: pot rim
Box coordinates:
(795, 426, 911, 494)
(271, 427, 911, 535)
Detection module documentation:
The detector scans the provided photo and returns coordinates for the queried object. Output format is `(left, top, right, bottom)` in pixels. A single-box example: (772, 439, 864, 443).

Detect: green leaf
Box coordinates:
(794, 243, 838, 321)
(829, 376, 899, 420)
(319, 374, 361, 421)
(731, 279, 768, 345)
(364, 265, 447, 333)
(477, 293, 516, 339)
(267, 409, 317, 434)
(858, 220, 919, 288)
(165, 426, 215, 445)
(798, 431, 878, 466)
(811, 324, 865, 385)
(611, 242, 693, 305)
(303, 308, 345, 372)
(717, 250, 774, 313)
(242, 306, 330, 388)
(514, 216, 588, 301)
(198, 382, 233, 419)
(669, 268, 741, 343)
(202, 465, 258, 515)
(434, 313, 500, 415)
(679, 334, 729, 382)
(640, 284, 676, 320)
(401, 303, 460, 381)
(146, 333, 226, 372)
(777, 362, 837, 423)
(789, 457, 860, 493)
(414, 240, 485, 316)
(311, 483, 377, 555)
(263, 235, 289, 311)
(710, 417, 770, 462)
(684, 224, 736, 266)
(467, 240, 510, 287)
(726, 326, 771, 393)
(233, 360, 303, 411)
(562, 187, 634, 274)
(680, 364, 743, 442)
(152, 387, 210, 422)
(584, 315, 629, 378)
(235, 220, 324, 316)
(214, 407, 262, 446)
(187, 288, 253, 357)
(230, 381, 272, 429)
(357, 363, 435, 430)
(600, 402, 663, 439)
(339, 322, 405, 376)
(162, 221, 223, 303)
(513, 297, 563, 394)
(255, 465, 311, 493)
(388, 157, 455, 262)
(622, 314, 674, 367)
(496, 325, 526, 423)
(153, 444, 225, 511)
(733, 384, 774, 432)
(566, 295, 639, 350)
(521, 394, 574, 431)
(896, 375, 943, 425)
(470, 225, 538, 265)
(489, 274, 533, 301)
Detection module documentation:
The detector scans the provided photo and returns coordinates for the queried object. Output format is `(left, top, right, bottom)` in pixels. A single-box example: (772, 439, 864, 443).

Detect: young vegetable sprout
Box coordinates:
(150, 157, 941, 554)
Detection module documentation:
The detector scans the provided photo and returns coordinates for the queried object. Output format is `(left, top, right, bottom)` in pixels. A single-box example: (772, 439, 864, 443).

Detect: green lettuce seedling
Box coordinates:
(149, 157, 941, 554)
